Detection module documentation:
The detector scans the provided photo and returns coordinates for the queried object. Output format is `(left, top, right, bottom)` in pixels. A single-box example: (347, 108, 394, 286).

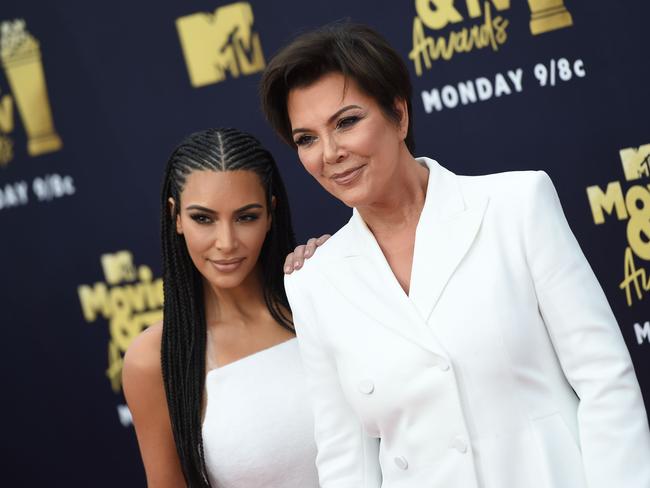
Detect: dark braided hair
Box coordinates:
(160, 128, 297, 487)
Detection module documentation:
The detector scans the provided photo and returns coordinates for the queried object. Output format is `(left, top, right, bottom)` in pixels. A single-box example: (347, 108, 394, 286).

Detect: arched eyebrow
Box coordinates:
(185, 203, 263, 214)
(291, 104, 362, 135)
(234, 203, 264, 213)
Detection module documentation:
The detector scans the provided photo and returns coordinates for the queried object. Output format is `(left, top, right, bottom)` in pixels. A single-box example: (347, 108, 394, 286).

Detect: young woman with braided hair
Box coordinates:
(122, 128, 324, 487)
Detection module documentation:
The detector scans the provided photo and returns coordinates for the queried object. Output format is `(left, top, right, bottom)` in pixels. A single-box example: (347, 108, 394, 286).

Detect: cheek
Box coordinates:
(182, 227, 213, 256)
(298, 149, 323, 178)
(239, 221, 270, 250)
(348, 129, 376, 155)
(355, 121, 395, 158)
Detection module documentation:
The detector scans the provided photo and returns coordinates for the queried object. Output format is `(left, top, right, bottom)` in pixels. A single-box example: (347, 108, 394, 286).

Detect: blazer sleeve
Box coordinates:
(285, 271, 382, 488)
(523, 171, 650, 488)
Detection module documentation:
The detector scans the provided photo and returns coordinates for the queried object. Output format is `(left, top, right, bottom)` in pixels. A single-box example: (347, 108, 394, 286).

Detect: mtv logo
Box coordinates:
(176, 2, 265, 88)
(101, 251, 137, 285)
(619, 144, 650, 181)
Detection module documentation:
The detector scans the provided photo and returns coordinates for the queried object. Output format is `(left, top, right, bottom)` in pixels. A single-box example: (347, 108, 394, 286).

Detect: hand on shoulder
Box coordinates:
(284, 234, 331, 274)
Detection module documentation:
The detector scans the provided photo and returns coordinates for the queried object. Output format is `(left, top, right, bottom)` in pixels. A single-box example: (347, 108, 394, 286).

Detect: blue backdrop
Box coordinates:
(1, 1, 648, 485)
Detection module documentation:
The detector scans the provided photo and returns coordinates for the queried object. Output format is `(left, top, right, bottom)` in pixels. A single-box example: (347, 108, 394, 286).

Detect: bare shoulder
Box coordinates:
(122, 321, 167, 435)
(122, 322, 187, 487)
(123, 321, 163, 387)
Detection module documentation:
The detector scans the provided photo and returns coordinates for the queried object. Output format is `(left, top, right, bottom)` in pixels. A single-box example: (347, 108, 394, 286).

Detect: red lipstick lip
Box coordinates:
(330, 165, 365, 182)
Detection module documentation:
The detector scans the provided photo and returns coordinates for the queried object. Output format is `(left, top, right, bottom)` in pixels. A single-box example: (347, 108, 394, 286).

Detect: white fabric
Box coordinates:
(202, 338, 319, 488)
(285, 158, 650, 488)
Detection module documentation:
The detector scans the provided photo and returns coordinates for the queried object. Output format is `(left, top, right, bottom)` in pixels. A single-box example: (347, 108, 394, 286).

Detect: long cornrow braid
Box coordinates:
(160, 128, 297, 487)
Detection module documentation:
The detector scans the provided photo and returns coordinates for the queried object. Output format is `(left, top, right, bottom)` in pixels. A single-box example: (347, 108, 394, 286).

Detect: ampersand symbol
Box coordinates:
(415, 0, 464, 30)
(626, 185, 650, 261)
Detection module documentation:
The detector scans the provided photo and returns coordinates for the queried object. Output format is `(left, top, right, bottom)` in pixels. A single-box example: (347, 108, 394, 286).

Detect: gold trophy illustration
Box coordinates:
(1, 19, 62, 156)
(527, 0, 573, 35)
(0, 134, 12, 166)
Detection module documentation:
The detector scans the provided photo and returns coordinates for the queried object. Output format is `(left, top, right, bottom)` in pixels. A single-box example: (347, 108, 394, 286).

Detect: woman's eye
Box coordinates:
(294, 134, 315, 147)
(238, 213, 260, 223)
(190, 214, 212, 224)
(337, 115, 360, 130)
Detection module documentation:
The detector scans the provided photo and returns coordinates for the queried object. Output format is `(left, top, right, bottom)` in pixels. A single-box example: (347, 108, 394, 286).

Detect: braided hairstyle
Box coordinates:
(160, 128, 297, 486)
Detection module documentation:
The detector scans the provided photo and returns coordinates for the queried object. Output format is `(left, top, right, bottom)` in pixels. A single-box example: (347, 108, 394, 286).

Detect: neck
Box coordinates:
(357, 151, 429, 237)
(203, 266, 268, 327)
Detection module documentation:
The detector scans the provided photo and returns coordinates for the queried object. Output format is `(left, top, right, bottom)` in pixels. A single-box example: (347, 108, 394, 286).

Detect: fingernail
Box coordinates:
(284, 266, 291, 273)
(294, 262, 300, 269)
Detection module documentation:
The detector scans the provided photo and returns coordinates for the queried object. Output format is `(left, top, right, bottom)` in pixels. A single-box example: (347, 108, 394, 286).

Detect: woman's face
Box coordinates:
(173, 170, 272, 290)
(287, 71, 408, 208)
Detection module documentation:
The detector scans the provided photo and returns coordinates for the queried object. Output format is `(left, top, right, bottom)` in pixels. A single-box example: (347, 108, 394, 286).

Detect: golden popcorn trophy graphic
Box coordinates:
(176, 2, 265, 88)
(620, 144, 650, 182)
(0, 19, 62, 159)
(0, 121, 12, 166)
(527, 0, 574, 35)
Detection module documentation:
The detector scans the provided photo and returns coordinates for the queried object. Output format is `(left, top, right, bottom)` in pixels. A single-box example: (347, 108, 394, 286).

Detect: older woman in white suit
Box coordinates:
(260, 23, 650, 488)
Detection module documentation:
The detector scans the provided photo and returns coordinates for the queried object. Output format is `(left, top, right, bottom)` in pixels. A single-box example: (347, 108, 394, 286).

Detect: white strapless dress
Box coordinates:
(202, 338, 319, 487)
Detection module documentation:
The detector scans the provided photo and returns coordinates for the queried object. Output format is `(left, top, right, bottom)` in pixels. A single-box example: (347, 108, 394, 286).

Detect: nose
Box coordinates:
(214, 222, 238, 253)
(322, 133, 344, 165)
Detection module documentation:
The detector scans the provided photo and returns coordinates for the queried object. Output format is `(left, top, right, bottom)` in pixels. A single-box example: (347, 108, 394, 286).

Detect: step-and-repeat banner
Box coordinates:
(1, 1, 648, 485)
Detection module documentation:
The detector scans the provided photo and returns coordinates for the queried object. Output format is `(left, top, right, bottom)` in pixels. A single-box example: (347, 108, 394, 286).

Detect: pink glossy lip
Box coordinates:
(213, 258, 244, 265)
(209, 257, 245, 272)
(330, 164, 366, 185)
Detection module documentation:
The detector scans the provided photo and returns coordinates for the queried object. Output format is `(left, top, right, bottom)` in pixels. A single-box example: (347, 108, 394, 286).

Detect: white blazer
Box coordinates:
(285, 158, 650, 488)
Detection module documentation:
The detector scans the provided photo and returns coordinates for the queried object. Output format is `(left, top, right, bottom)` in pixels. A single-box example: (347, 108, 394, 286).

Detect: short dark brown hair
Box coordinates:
(259, 22, 415, 153)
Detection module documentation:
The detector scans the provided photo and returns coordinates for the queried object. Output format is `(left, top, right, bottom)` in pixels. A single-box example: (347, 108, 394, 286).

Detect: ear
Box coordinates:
(393, 97, 409, 141)
(168, 197, 183, 235)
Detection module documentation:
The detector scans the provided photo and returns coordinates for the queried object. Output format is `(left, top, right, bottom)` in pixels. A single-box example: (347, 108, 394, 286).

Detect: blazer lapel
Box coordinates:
(409, 158, 488, 324)
(319, 215, 448, 358)
(317, 158, 486, 356)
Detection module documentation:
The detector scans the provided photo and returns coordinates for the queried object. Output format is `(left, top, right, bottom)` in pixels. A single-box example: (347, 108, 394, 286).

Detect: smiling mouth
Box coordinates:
(330, 165, 366, 185)
(209, 257, 245, 272)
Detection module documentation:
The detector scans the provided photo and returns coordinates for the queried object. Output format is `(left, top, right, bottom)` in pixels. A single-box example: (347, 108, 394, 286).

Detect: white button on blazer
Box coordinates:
(285, 158, 650, 488)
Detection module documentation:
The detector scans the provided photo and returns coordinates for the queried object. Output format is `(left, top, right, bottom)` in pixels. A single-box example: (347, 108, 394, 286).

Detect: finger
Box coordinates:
(316, 234, 331, 245)
(304, 238, 318, 257)
(284, 253, 295, 274)
(292, 245, 307, 270)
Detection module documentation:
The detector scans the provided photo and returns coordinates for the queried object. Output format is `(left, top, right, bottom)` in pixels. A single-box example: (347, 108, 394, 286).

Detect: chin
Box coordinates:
(328, 184, 373, 209)
(201, 267, 248, 290)
(325, 171, 378, 208)
(213, 274, 247, 289)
